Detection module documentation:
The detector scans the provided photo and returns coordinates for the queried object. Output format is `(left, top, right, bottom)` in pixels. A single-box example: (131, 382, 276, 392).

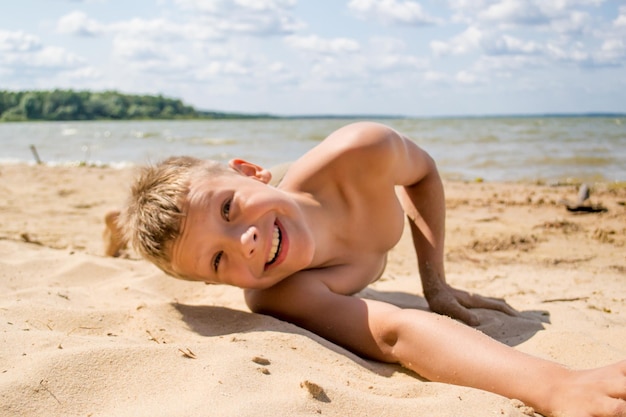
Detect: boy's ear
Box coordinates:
(228, 159, 272, 184)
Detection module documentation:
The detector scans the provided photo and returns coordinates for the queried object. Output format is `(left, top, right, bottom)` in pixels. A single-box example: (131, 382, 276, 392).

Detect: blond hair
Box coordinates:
(119, 156, 232, 279)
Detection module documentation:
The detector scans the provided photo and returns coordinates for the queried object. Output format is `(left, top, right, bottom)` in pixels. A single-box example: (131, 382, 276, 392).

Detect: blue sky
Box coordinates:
(1, 0, 625, 116)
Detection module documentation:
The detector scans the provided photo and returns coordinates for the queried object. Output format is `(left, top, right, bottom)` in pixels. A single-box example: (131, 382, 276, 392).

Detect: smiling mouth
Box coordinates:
(265, 224, 282, 266)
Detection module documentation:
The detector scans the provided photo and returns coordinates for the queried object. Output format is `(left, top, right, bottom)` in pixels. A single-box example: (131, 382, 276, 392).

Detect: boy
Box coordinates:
(112, 122, 625, 417)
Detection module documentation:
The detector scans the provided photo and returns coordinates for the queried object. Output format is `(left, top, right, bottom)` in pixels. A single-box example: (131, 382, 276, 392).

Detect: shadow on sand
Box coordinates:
(173, 288, 549, 379)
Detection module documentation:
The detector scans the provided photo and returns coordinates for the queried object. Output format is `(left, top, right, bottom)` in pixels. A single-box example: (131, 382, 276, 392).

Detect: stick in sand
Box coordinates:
(29, 145, 42, 165)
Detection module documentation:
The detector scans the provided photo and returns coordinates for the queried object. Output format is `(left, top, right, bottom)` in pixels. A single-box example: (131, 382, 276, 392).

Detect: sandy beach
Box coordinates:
(1, 163, 624, 417)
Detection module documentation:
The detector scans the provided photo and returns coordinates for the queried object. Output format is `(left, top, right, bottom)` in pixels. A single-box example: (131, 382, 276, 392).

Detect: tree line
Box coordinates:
(0, 90, 270, 122)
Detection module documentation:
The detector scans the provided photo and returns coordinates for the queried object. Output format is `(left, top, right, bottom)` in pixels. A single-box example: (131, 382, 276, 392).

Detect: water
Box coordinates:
(1, 117, 624, 183)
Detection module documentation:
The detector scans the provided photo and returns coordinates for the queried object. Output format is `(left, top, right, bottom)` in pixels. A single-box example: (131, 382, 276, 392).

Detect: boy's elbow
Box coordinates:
(392, 137, 439, 187)
(244, 289, 265, 314)
(244, 289, 278, 316)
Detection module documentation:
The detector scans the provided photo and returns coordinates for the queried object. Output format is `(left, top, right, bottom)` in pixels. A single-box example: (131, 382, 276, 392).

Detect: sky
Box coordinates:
(1, 0, 625, 117)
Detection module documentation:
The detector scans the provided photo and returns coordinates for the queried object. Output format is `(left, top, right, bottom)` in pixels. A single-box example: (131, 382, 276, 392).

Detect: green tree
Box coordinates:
(20, 92, 43, 119)
(0, 89, 263, 121)
(1, 106, 26, 121)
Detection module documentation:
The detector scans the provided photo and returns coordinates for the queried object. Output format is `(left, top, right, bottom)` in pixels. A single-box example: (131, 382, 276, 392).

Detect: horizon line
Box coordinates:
(262, 111, 626, 120)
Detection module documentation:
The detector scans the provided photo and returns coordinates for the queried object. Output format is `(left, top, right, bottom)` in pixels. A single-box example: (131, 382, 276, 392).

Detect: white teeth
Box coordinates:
(266, 225, 281, 264)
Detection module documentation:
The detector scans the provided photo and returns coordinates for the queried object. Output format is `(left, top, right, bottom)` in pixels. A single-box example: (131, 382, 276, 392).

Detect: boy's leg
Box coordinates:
(103, 210, 127, 257)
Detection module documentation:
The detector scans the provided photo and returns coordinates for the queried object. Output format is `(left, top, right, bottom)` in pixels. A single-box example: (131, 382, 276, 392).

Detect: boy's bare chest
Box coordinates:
(320, 180, 405, 258)
(310, 183, 404, 294)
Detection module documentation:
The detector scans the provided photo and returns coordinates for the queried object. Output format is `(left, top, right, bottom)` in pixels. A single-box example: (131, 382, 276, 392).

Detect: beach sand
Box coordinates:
(1, 163, 624, 417)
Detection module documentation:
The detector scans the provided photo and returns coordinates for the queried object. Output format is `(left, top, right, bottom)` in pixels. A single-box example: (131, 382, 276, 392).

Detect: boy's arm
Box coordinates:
(245, 275, 626, 417)
(392, 132, 516, 325)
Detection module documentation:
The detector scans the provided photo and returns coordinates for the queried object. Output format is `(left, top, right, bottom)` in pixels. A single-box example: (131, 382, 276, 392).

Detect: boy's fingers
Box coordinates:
(453, 306, 480, 326)
(427, 286, 520, 326)
(476, 297, 518, 316)
(434, 300, 480, 326)
(460, 293, 519, 317)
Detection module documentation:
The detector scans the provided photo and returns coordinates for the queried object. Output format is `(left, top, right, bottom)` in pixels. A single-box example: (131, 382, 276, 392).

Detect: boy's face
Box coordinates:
(170, 162, 314, 289)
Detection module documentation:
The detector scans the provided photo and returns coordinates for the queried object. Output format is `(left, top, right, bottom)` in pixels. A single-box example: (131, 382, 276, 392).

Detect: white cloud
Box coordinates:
(455, 70, 480, 84)
(371, 55, 427, 71)
(233, 0, 296, 12)
(112, 38, 166, 61)
(173, 0, 220, 13)
(309, 57, 364, 83)
(596, 38, 626, 64)
(601, 39, 625, 53)
(450, 0, 603, 35)
(0, 30, 85, 73)
(57, 1, 303, 42)
(615, 6, 626, 27)
(431, 26, 483, 55)
(284, 35, 360, 55)
(483, 34, 542, 55)
(541, 0, 604, 12)
(432, 0, 625, 79)
(284, 34, 426, 83)
(366, 37, 430, 72)
(478, 0, 549, 25)
(368, 36, 407, 54)
(423, 70, 448, 82)
(348, 0, 441, 26)
(50, 5, 303, 92)
(544, 42, 592, 65)
(110, 18, 197, 42)
(63, 66, 103, 80)
(0, 30, 42, 52)
(548, 10, 592, 35)
(175, 0, 296, 13)
(32, 46, 85, 68)
(56, 11, 104, 36)
(173, 0, 304, 36)
(196, 61, 250, 78)
(111, 36, 194, 75)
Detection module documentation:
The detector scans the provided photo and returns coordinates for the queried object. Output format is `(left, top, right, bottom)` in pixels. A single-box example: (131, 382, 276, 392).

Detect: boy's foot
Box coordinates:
(103, 210, 127, 257)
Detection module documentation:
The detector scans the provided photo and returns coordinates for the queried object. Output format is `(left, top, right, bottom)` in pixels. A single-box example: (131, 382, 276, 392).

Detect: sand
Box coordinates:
(1, 163, 624, 417)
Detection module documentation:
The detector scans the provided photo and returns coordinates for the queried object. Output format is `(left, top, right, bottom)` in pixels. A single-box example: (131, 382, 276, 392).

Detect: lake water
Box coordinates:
(1, 117, 624, 183)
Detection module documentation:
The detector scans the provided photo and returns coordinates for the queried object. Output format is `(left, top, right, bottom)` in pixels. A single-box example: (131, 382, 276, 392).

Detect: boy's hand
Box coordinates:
(544, 361, 626, 417)
(425, 283, 518, 326)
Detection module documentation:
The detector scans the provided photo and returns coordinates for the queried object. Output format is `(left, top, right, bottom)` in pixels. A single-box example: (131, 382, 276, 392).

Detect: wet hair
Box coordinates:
(119, 156, 232, 279)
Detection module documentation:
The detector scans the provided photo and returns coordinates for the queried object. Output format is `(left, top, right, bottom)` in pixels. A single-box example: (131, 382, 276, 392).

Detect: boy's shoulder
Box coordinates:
(291, 122, 400, 174)
(322, 121, 399, 150)
(279, 121, 403, 196)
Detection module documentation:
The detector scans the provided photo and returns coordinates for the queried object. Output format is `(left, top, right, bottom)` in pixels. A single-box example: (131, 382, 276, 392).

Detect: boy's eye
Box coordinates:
(221, 198, 232, 221)
(213, 251, 223, 272)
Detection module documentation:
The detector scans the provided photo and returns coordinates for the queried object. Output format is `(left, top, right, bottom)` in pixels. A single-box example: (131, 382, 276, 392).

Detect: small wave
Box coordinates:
(530, 155, 616, 167)
(475, 134, 500, 143)
(40, 159, 135, 169)
(132, 130, 161, 139)
(190, 137, 239, 145)
(0, 157, 33, 165)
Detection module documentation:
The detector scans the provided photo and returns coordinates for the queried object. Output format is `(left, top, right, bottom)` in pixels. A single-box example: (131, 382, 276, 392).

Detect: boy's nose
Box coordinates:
(240, 226, 258, 258)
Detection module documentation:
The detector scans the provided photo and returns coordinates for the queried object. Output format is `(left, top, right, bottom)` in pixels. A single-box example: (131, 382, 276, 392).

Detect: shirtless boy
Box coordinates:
(111, 122, 626, 417)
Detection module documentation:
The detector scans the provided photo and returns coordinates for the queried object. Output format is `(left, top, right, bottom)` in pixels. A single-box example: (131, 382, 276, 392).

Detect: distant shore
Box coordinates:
(2, 89, 624, 122)
(0, 89, 273, 122)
